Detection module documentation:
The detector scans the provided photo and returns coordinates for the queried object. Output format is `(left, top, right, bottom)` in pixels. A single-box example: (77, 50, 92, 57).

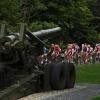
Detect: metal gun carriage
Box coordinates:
(0, 23, 76, 100)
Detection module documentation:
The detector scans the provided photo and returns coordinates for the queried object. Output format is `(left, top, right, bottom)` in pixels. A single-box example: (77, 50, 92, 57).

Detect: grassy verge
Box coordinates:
(91, 96, 100, 100)
(76, 63, 100, 84)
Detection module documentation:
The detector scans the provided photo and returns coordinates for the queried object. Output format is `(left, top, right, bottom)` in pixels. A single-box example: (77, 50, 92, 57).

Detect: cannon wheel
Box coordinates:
(50, 62, 76, 90)
(43, 63, 54, 90)
(64, 63, 76, 89)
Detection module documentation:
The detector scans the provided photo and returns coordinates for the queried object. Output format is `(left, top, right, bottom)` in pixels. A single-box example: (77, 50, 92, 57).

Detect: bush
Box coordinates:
(29, 22, 58, 32)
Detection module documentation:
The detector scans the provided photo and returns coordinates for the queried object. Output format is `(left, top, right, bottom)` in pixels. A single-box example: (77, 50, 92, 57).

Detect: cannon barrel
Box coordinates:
(0, 27, 62, 48)
(32, 27, 62, 39)
(0, 27, 62, 42)
(26, 27, 62, 46)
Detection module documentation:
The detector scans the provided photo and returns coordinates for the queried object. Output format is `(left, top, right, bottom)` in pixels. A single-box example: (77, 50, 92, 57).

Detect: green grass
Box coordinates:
(91, 96, 100, 100)
(76, 63, 100, 84)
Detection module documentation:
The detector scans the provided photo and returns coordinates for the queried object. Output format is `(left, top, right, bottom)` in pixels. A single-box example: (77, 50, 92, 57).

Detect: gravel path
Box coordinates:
(44, 84, 100, 100)
(19, 84, 100, 100)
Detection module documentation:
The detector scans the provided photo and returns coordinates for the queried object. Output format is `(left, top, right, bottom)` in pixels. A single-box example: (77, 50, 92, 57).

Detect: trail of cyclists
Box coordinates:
(40, 43, 100, 65)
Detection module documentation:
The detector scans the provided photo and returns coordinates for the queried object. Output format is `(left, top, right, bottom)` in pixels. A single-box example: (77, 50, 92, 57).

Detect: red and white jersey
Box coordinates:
(87, 47, 93, 54)
(54, 45, 61, 53)
(72, 48, 75, 55)
(51, 44, 61, 57)
(96, 45, 100, 52)
(75, 44, 80, 50)
(89, 47, 93, 54)
(65, 48, 72, 56)
(86, 47, 89, 52)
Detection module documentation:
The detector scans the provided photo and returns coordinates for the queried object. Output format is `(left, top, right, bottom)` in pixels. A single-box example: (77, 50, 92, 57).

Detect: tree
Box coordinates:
(0, 0, 20, 30)
(25, 0, 97, 44)
(0, 0, 99, 43)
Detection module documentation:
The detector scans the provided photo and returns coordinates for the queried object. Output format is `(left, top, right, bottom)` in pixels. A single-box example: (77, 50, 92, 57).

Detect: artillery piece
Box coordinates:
(0, 23, 76, 100)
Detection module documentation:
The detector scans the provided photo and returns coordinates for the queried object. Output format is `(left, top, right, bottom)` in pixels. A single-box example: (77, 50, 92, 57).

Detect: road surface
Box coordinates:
(19, 84, 100, 100)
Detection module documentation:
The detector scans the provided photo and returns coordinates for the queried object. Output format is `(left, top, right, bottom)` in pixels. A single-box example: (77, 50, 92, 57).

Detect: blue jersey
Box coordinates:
(43, 47, 48, 53)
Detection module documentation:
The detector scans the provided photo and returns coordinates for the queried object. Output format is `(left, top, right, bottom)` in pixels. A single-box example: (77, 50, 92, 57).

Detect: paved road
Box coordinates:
(19, 84, 100, 100)
(44, 84, 100, 100)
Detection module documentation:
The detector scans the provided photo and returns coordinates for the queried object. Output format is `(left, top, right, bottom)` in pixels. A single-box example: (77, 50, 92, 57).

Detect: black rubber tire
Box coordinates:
(64, 63, 76, 89)
(43, 63, 54, 90)
(50, 63, 67, 90)
(50, 62, 76, 90)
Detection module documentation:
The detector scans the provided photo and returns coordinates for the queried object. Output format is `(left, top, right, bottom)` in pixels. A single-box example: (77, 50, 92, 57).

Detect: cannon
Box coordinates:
(0, 23, 76, 100)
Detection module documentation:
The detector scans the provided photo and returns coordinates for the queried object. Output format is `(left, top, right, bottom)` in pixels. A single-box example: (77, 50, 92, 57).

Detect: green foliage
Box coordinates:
(29, 22, 58, 31)
(25, 0, 98, 44)
(0, 0, 99, 44)
(59, 41, 67, 50)
(0, 0, 20, 24)
(0, 0, 21, 31)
